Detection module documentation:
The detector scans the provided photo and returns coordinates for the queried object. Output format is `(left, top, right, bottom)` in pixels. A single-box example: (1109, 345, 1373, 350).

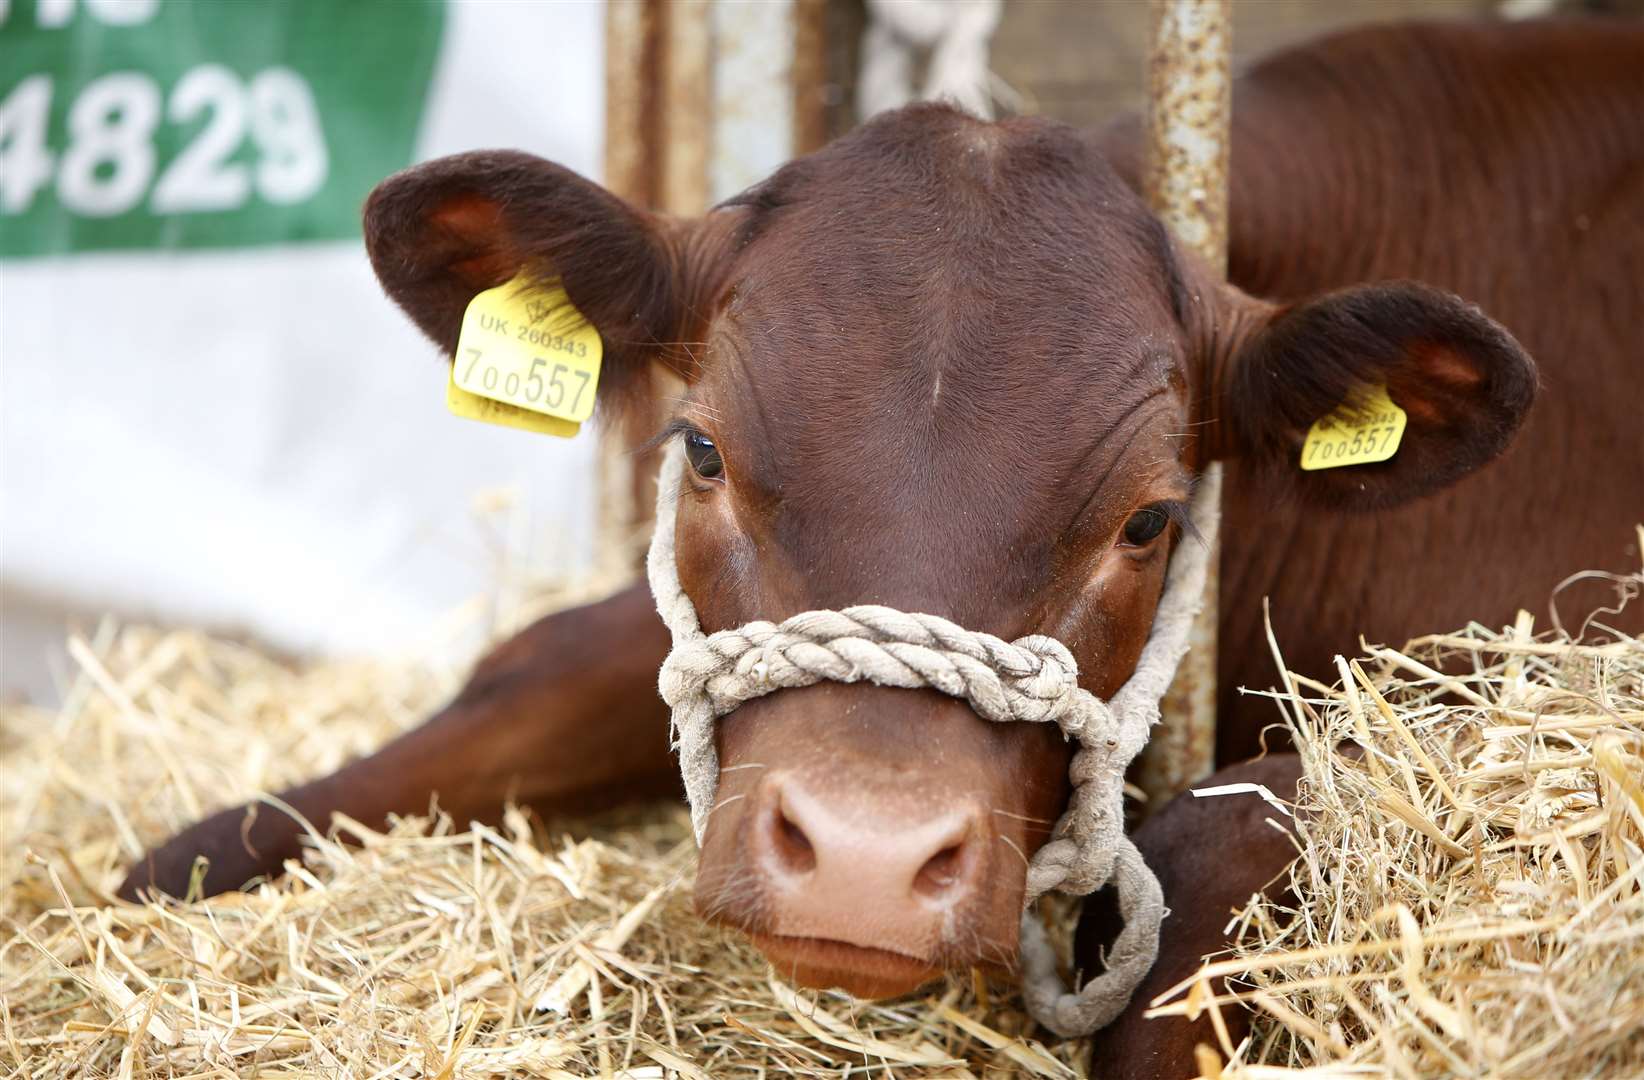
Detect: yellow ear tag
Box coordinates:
(445, 274, 602, 436)
(1301, 383, 1407, 470)
(446, 371, 581, 437)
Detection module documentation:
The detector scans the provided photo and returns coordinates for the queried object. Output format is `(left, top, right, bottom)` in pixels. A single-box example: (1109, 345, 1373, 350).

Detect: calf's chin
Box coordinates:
(691, 683, 1072, 997)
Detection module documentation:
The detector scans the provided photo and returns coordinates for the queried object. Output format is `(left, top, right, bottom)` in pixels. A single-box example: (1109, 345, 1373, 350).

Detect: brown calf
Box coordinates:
(123, 19, 1642, 1075)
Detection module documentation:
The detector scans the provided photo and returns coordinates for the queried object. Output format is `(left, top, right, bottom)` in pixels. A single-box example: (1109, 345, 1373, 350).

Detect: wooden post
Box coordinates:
(1136, 0, 1231, 809)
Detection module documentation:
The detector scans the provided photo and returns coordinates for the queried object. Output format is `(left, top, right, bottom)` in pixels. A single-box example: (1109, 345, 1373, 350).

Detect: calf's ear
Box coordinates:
(1209, 281, 1537, 510)
(363, 150, 709, 406)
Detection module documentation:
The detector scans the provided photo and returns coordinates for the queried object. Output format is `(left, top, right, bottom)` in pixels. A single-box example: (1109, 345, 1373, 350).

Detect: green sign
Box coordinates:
(0, 0, 445, 257)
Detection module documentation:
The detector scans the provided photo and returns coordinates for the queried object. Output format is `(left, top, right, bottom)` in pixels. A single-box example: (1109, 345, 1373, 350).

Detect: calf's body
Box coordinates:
(123, 18, 1642, 1075)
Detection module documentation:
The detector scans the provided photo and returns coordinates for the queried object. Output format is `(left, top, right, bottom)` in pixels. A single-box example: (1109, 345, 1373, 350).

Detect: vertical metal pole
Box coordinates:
(593, 0, 824, 578)
(603, 0, 657, 208)
(594, 0, 657, 581)
(592, 0, 712, 578)
(660, 0, 714, 215)
(608, 0, 712, 570)
(790, 0, 830, 156)
(1143, 0, 1231, 270)
(1136, 0, 1230, 809)
(711, 0, 796, 203)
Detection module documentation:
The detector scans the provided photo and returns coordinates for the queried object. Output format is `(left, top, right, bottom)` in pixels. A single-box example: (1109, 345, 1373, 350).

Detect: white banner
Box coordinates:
(1, 0, 605, 694)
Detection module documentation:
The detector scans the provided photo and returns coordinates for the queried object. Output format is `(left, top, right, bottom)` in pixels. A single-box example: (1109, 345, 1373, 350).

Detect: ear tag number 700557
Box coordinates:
(1300, 383, 1407, 471)
(446, 274, 603, 437)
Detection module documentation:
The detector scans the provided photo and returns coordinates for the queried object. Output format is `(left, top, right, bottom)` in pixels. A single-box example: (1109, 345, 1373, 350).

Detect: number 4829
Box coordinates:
(0, 66, 328, 218)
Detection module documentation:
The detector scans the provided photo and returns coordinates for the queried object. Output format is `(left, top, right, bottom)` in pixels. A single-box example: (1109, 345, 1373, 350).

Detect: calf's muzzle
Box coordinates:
(694, 685, 1061, 997)
(756, 771, 983, 914)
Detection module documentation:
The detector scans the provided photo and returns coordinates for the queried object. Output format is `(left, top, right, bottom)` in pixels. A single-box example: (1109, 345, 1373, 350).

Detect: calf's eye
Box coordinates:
(1121, 505, 1170, 547)
(684, 430, 724, 480)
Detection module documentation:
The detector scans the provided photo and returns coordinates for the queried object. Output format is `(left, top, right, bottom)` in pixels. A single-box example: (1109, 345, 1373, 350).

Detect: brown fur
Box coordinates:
(1080, 755, 1305, 1075)
(124, 18, 1642, 1074)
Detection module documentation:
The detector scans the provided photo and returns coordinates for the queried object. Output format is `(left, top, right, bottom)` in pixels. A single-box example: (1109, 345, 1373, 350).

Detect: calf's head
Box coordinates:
(366, 104, 1533, 998)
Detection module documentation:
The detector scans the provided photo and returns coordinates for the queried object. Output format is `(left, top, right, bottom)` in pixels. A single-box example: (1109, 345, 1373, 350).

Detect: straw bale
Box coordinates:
(1152, 545, 1643, 1078)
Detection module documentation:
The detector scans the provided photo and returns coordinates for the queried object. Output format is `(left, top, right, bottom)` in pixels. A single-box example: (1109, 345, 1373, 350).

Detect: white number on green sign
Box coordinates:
(0, 67, 327, 220)
(0, 0, 444, 257)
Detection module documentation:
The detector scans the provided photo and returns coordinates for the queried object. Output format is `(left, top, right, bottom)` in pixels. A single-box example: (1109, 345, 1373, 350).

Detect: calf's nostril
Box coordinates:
(913, 840, 969, 899)
(769, 801, 817, 875)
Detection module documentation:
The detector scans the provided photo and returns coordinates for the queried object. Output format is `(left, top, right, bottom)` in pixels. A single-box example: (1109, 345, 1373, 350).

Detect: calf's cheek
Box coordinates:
(1047, 547, 1172, 700)
(672, 496, 760, 631)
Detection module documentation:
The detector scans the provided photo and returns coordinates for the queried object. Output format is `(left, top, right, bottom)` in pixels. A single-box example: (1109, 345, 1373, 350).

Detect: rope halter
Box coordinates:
(647, 440, 1223, 1037)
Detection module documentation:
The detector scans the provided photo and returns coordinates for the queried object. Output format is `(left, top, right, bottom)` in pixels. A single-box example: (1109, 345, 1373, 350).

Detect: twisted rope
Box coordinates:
(646, 440, 1222, 1037)
(663, 610, 1091, 725)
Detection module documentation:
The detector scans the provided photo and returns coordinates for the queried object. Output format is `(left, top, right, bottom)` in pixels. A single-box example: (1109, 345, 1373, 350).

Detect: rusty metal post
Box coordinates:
(1136, 0, 1231, 810)
(603, 0, 658, 208)
(660, 0, 714, 215)
(711, 0, 795, 202)
(594, 0, 657, 581)
(790, 0, 830, 155)
(592, 0, 826, 579)
(592, 0, 713, 579)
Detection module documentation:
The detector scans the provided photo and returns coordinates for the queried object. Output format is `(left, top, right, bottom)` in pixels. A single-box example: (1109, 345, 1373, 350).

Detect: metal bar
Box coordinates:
(603, 0, 657, 206)
(660, 0, 714, 215)
(1143, 0, 1232, 270)
(608, 0, 714, 571)
(711, 0, 796, 203)
(593, 0, 657, 581)
(1137, 0, 1231, 809)
(594, 0, 821, 576)
(790, 0, 830, 155)
(592, 0, 714, 579)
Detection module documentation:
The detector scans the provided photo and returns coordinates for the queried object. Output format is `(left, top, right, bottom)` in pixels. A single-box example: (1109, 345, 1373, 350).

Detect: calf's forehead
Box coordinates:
(722, 107, 1178, 317)
(704, 108, 1188, 442)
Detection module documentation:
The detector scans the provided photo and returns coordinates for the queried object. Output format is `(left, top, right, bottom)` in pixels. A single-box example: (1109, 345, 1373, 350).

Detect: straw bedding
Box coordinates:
(1152, 541, 1644, 1077)
(3, 543, 1639, 1077)
(1, 622, 1081, 1077)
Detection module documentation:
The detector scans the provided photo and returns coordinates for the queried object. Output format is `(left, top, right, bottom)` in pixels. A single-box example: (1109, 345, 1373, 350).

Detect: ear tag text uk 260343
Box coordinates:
(446, 274, 602, 437)
(1301, 383, 1407, 471)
